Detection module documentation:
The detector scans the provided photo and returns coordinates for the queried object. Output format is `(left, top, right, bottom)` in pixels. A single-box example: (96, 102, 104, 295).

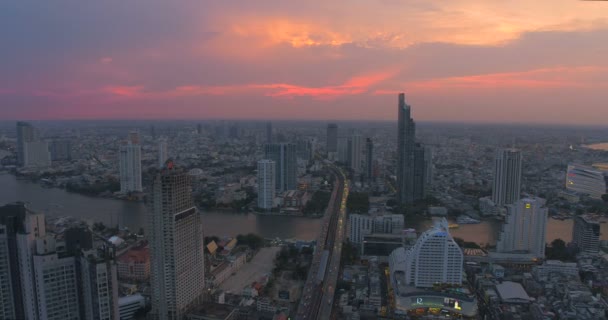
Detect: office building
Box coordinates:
(50, 140, 72, 161)
(497, 197, 547, 258)
(0, 203, 120, 320)
(16, 121, 39, 167)
(492, 149, 522, 207)
(349, 214, 404, 245)
(159, 138, 168, 168)
(24, 140, 51, 167)
(413, 143, 426, 200)
(350, 134, 363, 173)
(80, 247, 120, 320)
(117, 244, 150, 281)
(365, 138, 373, 182)
(149, 164, 205, 320)
(266, 122, 273, 143)
(33, 237, 81, 320)
(264, 143, 297, 192)
(572, 215, 600, 254)
(257, 160, 276, 209)
(118, 294, 146, 320)
(424, 146, 433, 189)
(566, 164, 608, 199)
(389, 218, 463, 288)
(119, 132, 143, 193)
(397, 93, 422, 205)
(336, 136, 349, 164)
(326, 123, 338, 156)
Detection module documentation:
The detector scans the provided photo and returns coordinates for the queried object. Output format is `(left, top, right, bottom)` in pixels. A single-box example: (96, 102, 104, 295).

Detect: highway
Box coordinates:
(295, 163, 349, 320)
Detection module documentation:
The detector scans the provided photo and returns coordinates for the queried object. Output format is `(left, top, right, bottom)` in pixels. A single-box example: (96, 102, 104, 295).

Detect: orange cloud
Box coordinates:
(101, 69, 398, 100)
(379, 66, 608, 92)
(104, 85, 145, 97)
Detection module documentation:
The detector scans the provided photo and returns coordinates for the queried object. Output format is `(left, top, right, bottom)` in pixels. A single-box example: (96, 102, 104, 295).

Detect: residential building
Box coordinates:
(24, 141, 51, 167)
(119, 132, 142, 193)
(32, 237, 81, 320)
(572, 214, 600, 254)
(79, 247, 120, 320)
(149, 163, 205, 320)
(264, 143, 296, 192)
(497, 197, 547, 258)
(257, 160, 276, 209)
(492, 149, 522, 207)
(566, 164, 608, 199)
(117, 245, 150, 281)
(16, 121, 39, 167)
(159, 138, 168, 168)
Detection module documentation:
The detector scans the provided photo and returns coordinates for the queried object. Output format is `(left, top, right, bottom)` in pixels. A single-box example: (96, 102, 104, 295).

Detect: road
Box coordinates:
(295, 163, 348, 320)
(220, 246, 281, 294)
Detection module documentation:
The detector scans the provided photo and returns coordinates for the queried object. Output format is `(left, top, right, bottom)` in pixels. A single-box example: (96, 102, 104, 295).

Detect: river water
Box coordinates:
(1, 173, 606, 243)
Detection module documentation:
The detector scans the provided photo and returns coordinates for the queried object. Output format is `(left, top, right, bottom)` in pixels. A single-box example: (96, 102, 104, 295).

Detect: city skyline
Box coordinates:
(1, 1, 608, 124)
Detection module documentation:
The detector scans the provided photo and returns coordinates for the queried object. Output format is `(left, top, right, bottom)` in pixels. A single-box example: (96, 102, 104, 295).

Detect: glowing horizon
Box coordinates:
(1, 1, 608, 125)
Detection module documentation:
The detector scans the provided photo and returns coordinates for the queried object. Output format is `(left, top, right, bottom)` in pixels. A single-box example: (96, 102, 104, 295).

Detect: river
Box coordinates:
(1, 173, 606, 243)
(0, 173, 322, 240)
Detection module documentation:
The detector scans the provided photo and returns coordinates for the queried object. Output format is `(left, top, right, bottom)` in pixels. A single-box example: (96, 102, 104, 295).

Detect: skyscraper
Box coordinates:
(413, 143, 426, 200)
(492, 149, 522, 207)
(572, 215, 600, 254)
(424, 146, 433, 190)
(158, 138, 168, 168)
(266, 122, 273, 143)
(149, 164, 205, 320)
(257, 160, 276, 210)
(0, 203, 119, 320)
(397, 93, 418, 205)
(16, 121, 38, 167)
(350, 134, 363, 173)
(365, 138, 373, 182)
(23, 140, 51, 167)
(33, 237, 81, 320)
(336, 136, 349, 164)
(389, 218, 463, 288)
(119, 132, 142, 193)
(326, 123, 338, 157)
(264, 143, 297, 192)
(497, 197, 547, 258)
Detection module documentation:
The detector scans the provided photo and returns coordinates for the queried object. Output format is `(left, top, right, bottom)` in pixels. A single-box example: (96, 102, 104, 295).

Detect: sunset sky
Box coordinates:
(1, 1, 607, 124)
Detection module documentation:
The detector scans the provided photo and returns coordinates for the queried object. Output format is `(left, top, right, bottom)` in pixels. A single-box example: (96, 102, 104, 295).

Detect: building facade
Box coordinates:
(257, 160, 276, 209)
(396, 93, 426, 206)
(119, 133, 143, 193)
(149, 165, 205, 320)
(326, 123, 338, 155)
(566, 164, 608, 199)
(497, 197, 547, 258)
(158, 138, 168, 168)
(572, 215, 600, 254)
(263, 143, 297, 192)
(24, 141, 51, 167)
(17, 121, 39, 167)
(390, 218, 463, 288)
(492, 149, 523, 207)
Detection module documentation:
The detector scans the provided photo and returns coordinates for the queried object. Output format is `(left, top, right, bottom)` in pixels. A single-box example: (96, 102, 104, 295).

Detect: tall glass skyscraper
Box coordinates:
(264, 143, 297, 192)
(397, 93, 427, 205)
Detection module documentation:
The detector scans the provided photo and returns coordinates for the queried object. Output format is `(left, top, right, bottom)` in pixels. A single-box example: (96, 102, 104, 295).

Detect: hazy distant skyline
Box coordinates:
(1, 1, 607, 124)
